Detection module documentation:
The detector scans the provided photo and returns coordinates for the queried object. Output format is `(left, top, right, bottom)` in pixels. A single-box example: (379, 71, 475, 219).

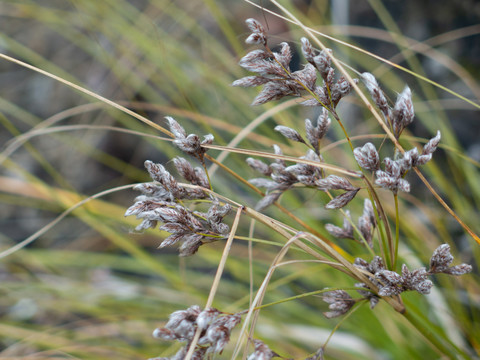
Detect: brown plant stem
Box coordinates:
(184, 206, 243, 360)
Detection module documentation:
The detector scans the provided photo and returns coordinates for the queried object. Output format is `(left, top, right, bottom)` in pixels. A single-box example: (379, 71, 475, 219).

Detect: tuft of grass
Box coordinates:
(0, 1, 478, 359)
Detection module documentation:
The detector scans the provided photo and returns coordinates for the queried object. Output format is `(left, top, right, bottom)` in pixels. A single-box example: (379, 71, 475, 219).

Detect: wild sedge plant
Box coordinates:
(1, 3, 479, 360)
(124, 18, 474, 360)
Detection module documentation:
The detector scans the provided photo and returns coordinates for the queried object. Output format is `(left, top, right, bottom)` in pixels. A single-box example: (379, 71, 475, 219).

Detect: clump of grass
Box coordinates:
(125, 14, 476, 360)
(0, 2, 479, 360)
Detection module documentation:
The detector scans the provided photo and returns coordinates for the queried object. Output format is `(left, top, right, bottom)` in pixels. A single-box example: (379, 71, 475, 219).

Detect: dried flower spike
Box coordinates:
(315, 175, 360, 209)
(198, 313, 241, 354)
(356, 199, 376, 248)
(375, 265, 434, 296)
(354, 142, 380, 172)
(153, 305, 201, 342)
(274, 125, 306, 144)
(285, 152, 322, 186)
(362, 199, 376, 227)
(166, 116, 213, 163)
(305, 108, 331, 154)
(152, 306, 242, 358)
(429, 244, 472, 275)
(358, 213, 373, 248)
(300, 37, 333, 81)
(301, 37, 315, 63)
(392, 86, 414, 138)
(375, 270, 404, 296)
(330, 76, 358, 108)
(375, 158, 411, 194)
(316, 175, 357, 191)
(354, 255, 386, 275)
(361, 72, 390, 119)
(245, 18, 267, 45)
(322, 290, 355, 318)
(173, 157, 209, 188)
(416, 131, 441, 166)
(325, 189, 360, 210)
(401, 265, 433, 294)
(325, 210, 354, 239)
(246, 157, 272, 176)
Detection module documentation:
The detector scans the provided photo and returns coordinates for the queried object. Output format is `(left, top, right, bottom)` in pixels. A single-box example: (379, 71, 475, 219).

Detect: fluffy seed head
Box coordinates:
(392, 86, 414, 138)
(245, 18, 267, 45)
(325, 210, 354, 239)
(246, 158, 272, 176)
(361, 72, 389, 117)
(166, 116, 186, 139)
(322, 290, 355, 318)
(429, 244, 472, 276)
(313, 48, 333, 79)
(417, 131, 441, 166)
(325, 189, 360, 209)
(354, 143, 380, 171)
(316, 175, 357, 191)
(274, 125, 305, 144)
(301, 37, 315, 63)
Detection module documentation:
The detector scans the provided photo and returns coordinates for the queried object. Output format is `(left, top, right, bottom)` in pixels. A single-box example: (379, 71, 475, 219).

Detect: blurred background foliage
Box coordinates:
(0, 0, 479, 359)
